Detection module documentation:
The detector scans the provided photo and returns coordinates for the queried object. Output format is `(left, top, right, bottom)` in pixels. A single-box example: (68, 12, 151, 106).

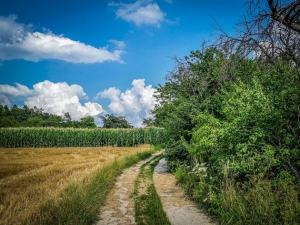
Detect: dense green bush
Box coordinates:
(152, 45, 300, 223)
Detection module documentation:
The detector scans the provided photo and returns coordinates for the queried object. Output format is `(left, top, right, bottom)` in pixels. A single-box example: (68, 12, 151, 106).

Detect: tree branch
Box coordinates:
(267, 0, 300, 33)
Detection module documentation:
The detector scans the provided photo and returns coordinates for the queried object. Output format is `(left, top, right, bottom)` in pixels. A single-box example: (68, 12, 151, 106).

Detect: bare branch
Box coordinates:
(214, 0, 300, 66)
(267, 0, 300, 33)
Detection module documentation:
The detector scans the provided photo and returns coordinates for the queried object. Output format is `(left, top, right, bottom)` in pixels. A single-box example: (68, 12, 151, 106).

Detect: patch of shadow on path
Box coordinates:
(153, 158, 216, 225)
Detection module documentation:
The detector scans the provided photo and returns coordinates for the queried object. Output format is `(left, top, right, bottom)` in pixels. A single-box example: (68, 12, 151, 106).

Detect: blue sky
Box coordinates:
(0, 0, 246, 126)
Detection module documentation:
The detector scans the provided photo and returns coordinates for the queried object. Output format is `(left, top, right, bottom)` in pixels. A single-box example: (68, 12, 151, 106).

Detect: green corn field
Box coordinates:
(0, 127, 166, 148)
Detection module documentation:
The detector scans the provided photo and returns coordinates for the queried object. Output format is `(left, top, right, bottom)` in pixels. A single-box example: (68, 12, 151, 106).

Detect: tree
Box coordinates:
(30, 106, 44, 117)
(142, 117, 155, 127)
(216, 0, 300, 66)
(62, 112, 72, 127)
(63, 112, 72, 123)
(79, 116, 96, 128)
(21, 105, 31, 122)
(24, 117, 43, 127)
(3, 105, 11, 116)
(0, 116, 18, 127)
(152, 47, 236, 162)
(100, 114, 133, 128)
(11, 104, 27, 123)
(42, 114, 63, 127)
(149, 1, 300, 222)
(267, 0, 300, 33)
(0, 104, 99, 128)
(0, 105, 5, 117)
(153, 47, 235, 136)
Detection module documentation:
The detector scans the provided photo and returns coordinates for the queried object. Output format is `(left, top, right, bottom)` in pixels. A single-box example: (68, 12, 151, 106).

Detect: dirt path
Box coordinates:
(96, 152, 161, 225)
(96, 152, 216, 225)
(153, 158, 216, 225)
(96, 166, 137, 225)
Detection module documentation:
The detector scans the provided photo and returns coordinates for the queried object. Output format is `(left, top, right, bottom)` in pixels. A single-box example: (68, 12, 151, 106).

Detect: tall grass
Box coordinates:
(174, 165, 300, 225)
(0, 127, 166, 148)
(216, 174, 300, 225)
(24, 149, 157, 225)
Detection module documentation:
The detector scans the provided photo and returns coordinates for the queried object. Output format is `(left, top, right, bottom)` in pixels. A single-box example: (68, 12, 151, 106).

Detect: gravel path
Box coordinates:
(96, 153, 216, 225)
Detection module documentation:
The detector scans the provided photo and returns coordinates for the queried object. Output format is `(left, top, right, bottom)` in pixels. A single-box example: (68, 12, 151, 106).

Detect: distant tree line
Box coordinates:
(0, 104, 97, 128)
(0, 105, 135, 129)
(100, 114, 133, 128)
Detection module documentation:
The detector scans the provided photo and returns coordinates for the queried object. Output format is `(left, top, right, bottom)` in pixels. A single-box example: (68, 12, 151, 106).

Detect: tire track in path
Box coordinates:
(96, 151, 162, 225)
(96, 152, 216, 225)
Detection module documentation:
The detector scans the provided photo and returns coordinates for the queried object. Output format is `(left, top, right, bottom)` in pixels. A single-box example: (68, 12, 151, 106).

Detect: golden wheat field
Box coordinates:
(0, 144, 150, 225)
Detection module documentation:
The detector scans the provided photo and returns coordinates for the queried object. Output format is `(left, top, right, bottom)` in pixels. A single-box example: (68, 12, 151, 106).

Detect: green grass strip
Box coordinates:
(25, 149, 157, 225)
(132, 154, 171, 225)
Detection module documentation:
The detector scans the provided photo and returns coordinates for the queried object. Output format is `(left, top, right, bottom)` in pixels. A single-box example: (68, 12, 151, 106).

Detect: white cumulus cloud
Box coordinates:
(96, 87, 121, 101)
(97, 79, 157, 127)
(24, 80, 105, 120)
(109, 0, 165, 27)
(0, 80, 106, 121)
(0, 79, 157, 127)
(0, 95, 10, 106)
(0, 83, 34, 97)
(0, 15, 124, 64)
(0, 83, 35, 106)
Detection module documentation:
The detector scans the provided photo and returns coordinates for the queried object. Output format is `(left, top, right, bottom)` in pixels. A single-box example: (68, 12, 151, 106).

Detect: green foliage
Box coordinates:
(0, 115, 19, 127)
(188, 112, 221, 161)
(142, 117, 155, 127)
(152, 144, 164, 151)
(153, 47, 233, 154)
(152, 43, 300, 223)
(79, 116, 97, 128)
(100, 113, 133, 128)
(164, 141, 190, 166)
(208, 64, 299, 180)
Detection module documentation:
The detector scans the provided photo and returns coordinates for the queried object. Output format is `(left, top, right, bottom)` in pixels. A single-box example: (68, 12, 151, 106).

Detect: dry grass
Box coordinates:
(0, 144, 150, 225)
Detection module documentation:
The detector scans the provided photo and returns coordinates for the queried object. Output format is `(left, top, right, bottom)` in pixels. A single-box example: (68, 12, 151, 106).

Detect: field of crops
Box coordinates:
(0, 127, 165, 148)
(0, 144, 152, 225)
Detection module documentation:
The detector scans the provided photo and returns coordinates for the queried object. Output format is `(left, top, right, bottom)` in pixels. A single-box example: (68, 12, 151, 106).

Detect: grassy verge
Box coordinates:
(132, 154, 171, 225)
(25, 147, 158, 225)
(174, 164, 300, 225)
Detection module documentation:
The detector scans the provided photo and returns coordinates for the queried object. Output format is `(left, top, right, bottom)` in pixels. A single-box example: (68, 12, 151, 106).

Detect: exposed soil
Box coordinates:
(96, 152, 216, 225)
(96, 161, 139, 225)
(153, 158, 216, 225)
